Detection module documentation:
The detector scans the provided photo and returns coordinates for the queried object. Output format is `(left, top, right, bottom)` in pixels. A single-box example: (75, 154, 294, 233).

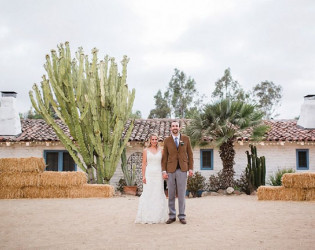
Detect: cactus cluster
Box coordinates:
(29, 42, 135, 184)
(245, 145, 266, 192)
(120, 146, 136, 186)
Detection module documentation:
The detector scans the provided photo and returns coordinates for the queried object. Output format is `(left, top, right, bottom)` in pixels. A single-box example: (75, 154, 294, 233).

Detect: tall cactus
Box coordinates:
(29, 42, 135, 184)
(245, 144, 266, 193)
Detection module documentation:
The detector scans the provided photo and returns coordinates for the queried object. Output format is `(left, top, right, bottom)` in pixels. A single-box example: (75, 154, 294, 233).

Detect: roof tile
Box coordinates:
(0, 119, 314, 143)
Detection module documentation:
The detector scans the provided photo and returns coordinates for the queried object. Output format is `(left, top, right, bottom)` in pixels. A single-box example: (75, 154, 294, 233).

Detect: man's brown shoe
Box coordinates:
(166, 218, 176, 224)
(179, 218, 187, 224)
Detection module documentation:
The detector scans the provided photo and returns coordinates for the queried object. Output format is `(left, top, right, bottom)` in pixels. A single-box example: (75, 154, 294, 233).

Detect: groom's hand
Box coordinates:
(162, 172, 168, 180)
(188, 170, 193, 177)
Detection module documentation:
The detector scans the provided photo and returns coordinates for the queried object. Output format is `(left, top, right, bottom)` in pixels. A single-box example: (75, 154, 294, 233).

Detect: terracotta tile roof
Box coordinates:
(0, 118, 315, 143)
(0, 119, 73, 142)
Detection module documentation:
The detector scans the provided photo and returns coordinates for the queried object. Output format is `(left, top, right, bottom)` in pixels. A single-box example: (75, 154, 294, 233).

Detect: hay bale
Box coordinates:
(0, 157, 46, 173)
(257, 186, 306, 201)
(282, 173, 315, 188)
(0, 172, 40, 187)
(22, 186, 70, 198)
(69, 184, 115, 198)
(0, 187, 22, 199)
(305, 188, 315, 201)
(39, 171, 87, 187)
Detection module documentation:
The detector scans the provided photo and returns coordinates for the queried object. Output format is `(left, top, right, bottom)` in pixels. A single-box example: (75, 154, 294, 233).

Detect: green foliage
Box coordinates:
(148, 90, 171, 118)
(212, 68, 283, 119)
(268, 168, 295, 186)
(149, 68, 202, 118)
(29, 42, 135, 184)
(187, 99, 268, 148)
(235, 170, 250, 194)
(243, 145, 266, 194)
(116, 178, 127, 192)
(186, 98, 269, 188)
(212, 68, 250, 102)
(120, 146, 136, 186)
(208, 170, 232, 191)
(187, 171, 206, 197)
(167, 68, 197, 118)
(122, 163, 136, 186)
(252, 81, 282, 119)
(26, 107, 44, 119)
(130, 110, 142, 119)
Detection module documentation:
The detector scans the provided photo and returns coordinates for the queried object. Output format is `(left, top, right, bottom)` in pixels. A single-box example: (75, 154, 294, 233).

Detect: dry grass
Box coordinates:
(305, 188, 315, 201)
(0, 157, 114, 199)
(0, 157, 46, 173)
(68, 184, 115, 198)
(0, 172, 40, 187)
(282, 173, 315, 188)
(39, 171, 87, 187)
(22, 187, 70, 198)
(0, 187, 22, 199)
(257, 186, 306, 201)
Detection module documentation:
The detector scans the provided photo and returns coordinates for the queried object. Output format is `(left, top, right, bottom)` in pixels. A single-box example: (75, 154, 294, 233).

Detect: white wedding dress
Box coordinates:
(135, 150, 168, 224)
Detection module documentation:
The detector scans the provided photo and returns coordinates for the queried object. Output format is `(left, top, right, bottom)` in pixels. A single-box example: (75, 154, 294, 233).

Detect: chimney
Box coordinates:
(0, 91, 22, 136)
(297, 95, 315, 129)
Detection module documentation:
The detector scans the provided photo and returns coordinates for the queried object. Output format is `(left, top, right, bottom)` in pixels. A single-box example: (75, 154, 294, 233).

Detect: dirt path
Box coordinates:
(0, 195, 314, 249)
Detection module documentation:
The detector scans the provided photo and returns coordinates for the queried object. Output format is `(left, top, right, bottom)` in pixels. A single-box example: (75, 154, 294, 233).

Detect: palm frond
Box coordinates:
(251, 124, 270, 141)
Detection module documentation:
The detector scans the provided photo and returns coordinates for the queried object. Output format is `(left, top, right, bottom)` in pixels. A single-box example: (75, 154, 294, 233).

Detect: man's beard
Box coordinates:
(172, 129, 178, 134)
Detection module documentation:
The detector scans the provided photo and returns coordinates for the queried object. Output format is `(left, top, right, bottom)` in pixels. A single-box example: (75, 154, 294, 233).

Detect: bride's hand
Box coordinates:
(142, 177, 146, 184)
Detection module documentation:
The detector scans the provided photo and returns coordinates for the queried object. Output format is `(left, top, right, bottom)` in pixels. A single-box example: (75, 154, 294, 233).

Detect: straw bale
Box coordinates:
(0, 157, 46, 173)
(0, 172, 40, 187)
(22, 186, 70, 198)
(39, 171, 87, 187)
(282, 173, 315, 189)
(69, 184, 115, 198)
(305, 188, 315, 201)
(0, 187, 22, 199)
(257, 186, 306, 201)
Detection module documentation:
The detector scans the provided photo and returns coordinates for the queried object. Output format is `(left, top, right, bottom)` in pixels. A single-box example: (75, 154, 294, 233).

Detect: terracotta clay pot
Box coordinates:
(123, 186, 137, 195)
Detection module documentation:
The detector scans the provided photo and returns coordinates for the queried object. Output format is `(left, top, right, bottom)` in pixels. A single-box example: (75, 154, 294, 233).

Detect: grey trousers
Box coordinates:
(167, 169, 187, 220)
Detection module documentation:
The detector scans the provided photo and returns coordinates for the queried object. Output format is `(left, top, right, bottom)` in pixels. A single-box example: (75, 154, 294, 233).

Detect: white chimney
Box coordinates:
(297, 95, 315, 129)
(0, 91, 22, 135)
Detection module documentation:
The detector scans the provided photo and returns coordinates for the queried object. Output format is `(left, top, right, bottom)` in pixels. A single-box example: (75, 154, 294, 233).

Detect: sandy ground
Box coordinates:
(0, 195, 314, 250)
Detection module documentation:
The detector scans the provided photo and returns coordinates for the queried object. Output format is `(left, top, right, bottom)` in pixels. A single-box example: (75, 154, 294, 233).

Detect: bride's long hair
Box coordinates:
(148, 133, 159, 149)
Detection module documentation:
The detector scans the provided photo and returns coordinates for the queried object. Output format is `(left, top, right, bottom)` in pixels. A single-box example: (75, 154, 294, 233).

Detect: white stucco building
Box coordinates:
(1, 93, 314, 187)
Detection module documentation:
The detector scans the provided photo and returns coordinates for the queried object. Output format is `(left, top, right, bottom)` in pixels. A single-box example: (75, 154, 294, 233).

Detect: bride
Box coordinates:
(135, 133, 168, 224)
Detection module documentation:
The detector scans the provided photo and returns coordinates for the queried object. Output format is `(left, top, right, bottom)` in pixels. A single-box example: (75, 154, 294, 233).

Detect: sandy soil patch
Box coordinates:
(0, 195, 314, 249)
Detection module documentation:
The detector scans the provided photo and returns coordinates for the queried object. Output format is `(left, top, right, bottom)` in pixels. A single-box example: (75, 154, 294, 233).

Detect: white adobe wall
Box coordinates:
(1, 141, 314, 187)
(196, 141, 315, 184)
(0, 142, 65, 158)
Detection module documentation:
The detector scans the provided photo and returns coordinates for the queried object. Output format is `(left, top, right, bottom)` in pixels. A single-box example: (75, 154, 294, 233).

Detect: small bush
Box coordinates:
(187, 172, 206, 197)
(234, 170, 250, 194)
(208, 170, 234, 191)
(268, 168, 295, 186)
(116, 178, 127, 192)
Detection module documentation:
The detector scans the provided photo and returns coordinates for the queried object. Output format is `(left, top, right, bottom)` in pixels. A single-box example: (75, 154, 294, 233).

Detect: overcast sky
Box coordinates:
(0, 0, 314, 119)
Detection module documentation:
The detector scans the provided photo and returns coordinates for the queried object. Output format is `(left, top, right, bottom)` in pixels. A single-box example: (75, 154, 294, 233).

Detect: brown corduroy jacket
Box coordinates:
(161, 134, 194, 173)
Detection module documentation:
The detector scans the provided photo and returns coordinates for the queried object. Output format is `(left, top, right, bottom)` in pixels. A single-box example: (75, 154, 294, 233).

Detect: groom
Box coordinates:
(162, 120, 194, 224)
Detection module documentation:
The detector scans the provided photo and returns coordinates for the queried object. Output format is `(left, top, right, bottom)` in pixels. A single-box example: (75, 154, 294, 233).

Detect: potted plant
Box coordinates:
(116, 178, 127, 193)
(121, 147, 137, 195)
(187, 171, 206, 198)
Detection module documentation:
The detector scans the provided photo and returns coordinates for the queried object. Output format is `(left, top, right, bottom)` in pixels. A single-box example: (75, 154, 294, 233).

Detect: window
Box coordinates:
(296, 149, 309, 170)
(44, 150, 76, 171)
(200, 149, 213, 170)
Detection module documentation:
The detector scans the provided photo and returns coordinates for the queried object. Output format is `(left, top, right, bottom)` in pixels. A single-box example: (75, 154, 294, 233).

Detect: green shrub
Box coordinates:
(187, 172, 206, 197)
(234, 170, 250, 194)
(116, 178, 127, 192)
(208, 170, 233, 191)
(268, 168, 295, 186)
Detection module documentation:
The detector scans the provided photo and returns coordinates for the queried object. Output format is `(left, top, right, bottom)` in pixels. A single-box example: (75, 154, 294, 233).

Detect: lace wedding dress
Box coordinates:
(135, 150, 168, 224)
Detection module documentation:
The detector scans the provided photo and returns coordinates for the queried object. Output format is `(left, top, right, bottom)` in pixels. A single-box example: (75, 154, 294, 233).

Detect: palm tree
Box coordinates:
(186, 98, 269, 188)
